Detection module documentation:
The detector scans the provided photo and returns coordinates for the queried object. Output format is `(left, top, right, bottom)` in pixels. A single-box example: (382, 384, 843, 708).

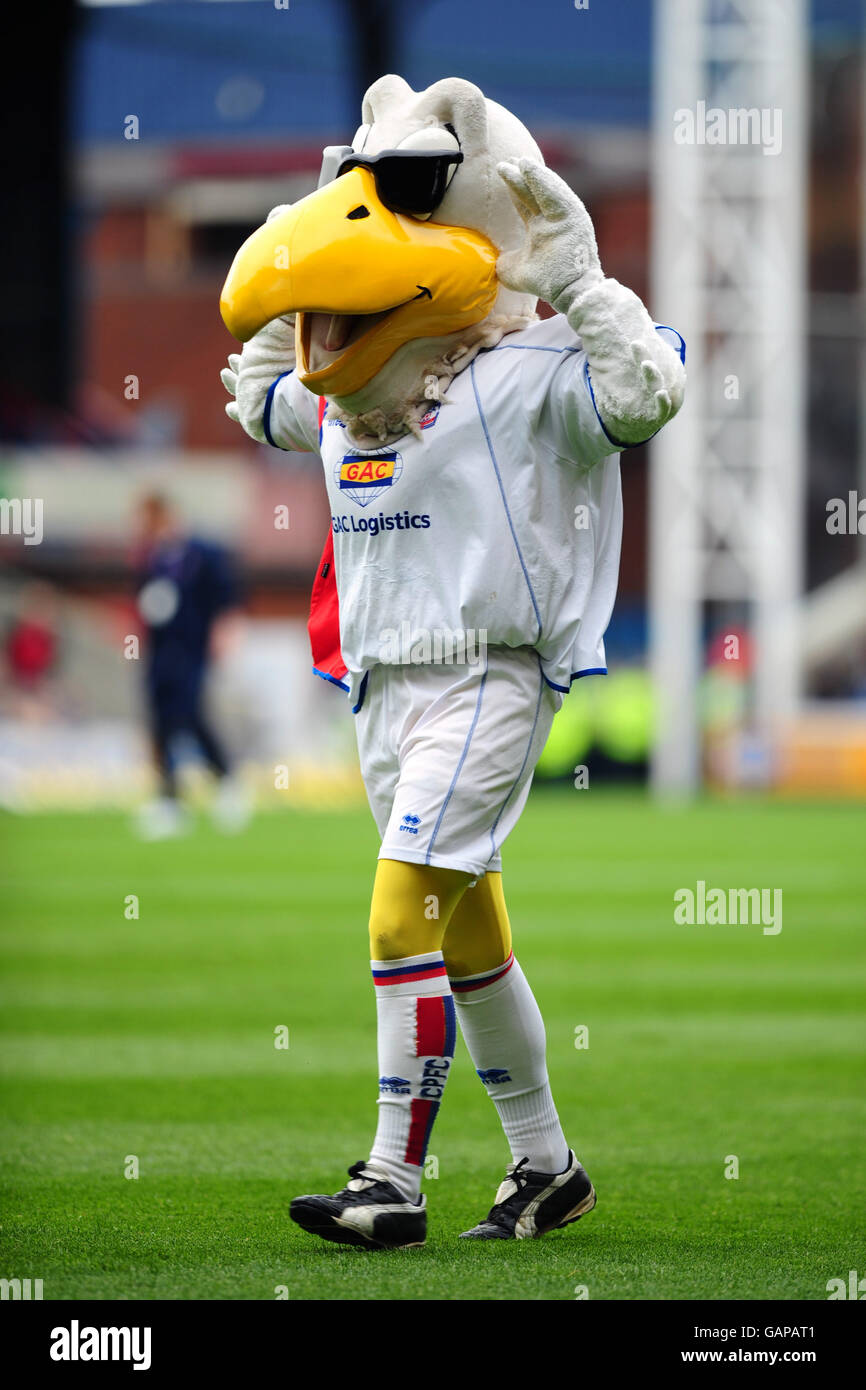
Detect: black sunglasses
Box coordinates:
(322, 146, 464, 217)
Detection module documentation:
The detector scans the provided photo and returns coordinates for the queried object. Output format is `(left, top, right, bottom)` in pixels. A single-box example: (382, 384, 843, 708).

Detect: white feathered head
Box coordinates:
(221, 75, 543, 440)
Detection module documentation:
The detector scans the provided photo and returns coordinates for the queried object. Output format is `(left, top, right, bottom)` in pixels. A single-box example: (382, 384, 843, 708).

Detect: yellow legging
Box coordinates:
(368, 858, 512, 976)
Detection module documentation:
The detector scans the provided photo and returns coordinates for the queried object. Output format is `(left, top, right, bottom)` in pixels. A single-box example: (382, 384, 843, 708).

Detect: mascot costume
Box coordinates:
(220, 76, 685, 1249)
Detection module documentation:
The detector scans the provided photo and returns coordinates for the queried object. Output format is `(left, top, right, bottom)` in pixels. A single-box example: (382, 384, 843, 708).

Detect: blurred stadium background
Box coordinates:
(1, 0, 863, 811)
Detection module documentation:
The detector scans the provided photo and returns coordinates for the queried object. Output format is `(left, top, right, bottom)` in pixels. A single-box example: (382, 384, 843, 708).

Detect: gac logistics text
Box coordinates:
(332, 511, 431, 534)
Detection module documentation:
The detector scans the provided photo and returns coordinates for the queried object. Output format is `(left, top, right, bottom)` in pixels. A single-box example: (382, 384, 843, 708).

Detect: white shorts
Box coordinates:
(354, 646, 561, 877)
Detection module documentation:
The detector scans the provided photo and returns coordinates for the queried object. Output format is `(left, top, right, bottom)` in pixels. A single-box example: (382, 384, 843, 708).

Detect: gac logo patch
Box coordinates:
(418, 401, 441, 430)
(336, 451, 403, 508)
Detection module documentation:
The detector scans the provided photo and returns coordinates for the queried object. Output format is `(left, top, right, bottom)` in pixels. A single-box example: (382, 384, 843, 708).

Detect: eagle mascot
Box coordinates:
(221, 75, 685, 1249)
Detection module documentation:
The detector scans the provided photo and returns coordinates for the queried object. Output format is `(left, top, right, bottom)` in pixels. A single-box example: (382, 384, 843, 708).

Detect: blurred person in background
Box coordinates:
(3, 581, 62, 720)
(133, 492, 249, 839)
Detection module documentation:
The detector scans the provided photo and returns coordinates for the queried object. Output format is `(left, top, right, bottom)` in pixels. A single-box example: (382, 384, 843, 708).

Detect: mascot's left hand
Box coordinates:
(497, 158, 603, 311)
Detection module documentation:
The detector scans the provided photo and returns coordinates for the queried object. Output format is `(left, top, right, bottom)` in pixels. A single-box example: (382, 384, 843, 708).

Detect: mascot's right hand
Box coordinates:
(497, 160, 685, 443)
(496, 158, 603, 312)
(220, 205, 296, 443)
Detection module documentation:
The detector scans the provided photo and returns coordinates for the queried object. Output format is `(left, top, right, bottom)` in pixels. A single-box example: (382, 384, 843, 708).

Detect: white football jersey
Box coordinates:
(268, 313, 684, 704)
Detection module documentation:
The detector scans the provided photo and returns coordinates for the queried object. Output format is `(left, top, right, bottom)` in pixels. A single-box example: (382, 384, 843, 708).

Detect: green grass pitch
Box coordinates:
(1, 790, 863, 1301)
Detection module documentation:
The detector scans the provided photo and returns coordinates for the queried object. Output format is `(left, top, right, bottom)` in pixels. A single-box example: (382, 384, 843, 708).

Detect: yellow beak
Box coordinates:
(220, 167, 499, 396)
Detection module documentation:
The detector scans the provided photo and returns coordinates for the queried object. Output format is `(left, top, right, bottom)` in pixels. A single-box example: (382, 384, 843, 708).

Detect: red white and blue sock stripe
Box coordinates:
(448, 950, 515, 995)
(405, 992, 457, 1166)
(371, 950, 449, 997)
(369, 951, 456, 1187)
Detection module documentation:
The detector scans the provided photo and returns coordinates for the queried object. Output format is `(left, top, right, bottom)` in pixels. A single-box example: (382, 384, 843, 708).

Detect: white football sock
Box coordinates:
(368, 950, 456, 1202)
(450, 953, 570, 1175)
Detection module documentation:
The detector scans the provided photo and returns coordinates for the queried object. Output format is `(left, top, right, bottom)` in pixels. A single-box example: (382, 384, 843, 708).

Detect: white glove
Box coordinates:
(497, 159, 685, 445)
(496, 158, 603, 308)
(220, 205, 296, 443)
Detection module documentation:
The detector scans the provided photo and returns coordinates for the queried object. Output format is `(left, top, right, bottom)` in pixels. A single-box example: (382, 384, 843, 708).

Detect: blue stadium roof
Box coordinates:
(73, 0, 863, 145)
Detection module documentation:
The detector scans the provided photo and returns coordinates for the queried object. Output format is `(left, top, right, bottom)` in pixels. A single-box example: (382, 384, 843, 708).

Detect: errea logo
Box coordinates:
(399, 813, 422, 835)
(379, 1075, 411, 1094)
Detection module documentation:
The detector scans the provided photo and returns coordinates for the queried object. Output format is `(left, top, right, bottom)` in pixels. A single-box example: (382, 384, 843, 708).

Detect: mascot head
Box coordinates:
(221, 77, 544, 443)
